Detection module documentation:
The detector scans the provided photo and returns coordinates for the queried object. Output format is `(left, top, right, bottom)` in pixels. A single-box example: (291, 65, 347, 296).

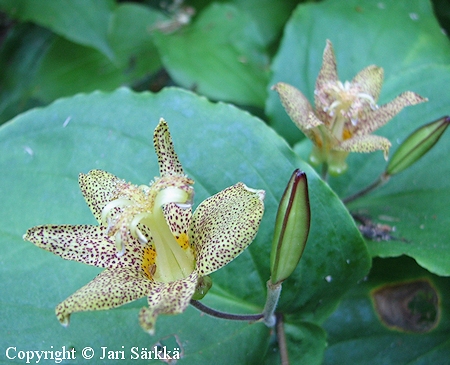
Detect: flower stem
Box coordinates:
(190, 300, 264, 322)
(262, 280, 282, 327)
(276, 313, 290, 365)
(342, 172, 390, 204)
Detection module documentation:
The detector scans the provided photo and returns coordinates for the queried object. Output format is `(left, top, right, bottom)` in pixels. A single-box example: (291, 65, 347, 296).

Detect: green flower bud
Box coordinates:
(270, 169, 311, 285)
(386, 116, 450, 176)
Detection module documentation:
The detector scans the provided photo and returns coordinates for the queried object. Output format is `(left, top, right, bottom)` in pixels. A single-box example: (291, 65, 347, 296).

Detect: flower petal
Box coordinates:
(79, 169, 124, 222)
(272, 82, 321, 142)
(56, 267, 154, 326)
(24, 225, 144, 270)
(336, 134, 392, 160)
(352, 65, 384, 101)
(163, 202, 192, 238)
(316, 40, 338, 88)
(272, 82, 315, 128)
(355, 91, 428, 136)
(190, 183, 265, 277)
(314, 40, 340, 121)
(153, 118, 185, 177)
(139, 270, 198, 335)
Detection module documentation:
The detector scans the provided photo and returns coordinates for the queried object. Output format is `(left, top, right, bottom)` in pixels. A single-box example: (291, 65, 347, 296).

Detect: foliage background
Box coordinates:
(0, 0, 449, 364)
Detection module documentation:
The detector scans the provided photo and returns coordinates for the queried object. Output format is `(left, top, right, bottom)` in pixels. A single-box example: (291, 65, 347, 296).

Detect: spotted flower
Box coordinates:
(24, 119, 265, 334)
(273, 40, 427, 175)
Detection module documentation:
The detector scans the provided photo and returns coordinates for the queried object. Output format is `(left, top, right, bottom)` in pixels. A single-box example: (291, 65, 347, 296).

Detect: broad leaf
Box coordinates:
(33, 3, 165, 102)
(0, 88, 369, 363)
(152, 3, 270, 107)
(0, 0, 116, 59)
(229, 0, 298, 44)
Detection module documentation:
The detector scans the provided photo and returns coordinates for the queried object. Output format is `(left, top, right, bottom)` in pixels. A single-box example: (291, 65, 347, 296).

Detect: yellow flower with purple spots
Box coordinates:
(24, 119, 265, 334)
(273, 40, 427, 175)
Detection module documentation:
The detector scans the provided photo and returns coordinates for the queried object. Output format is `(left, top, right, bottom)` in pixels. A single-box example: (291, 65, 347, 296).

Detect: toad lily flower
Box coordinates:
(273, 40, 427, 175)
(24, 119, 265, 334)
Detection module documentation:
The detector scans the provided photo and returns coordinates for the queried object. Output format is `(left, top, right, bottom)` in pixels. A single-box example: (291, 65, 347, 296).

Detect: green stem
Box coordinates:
(190, 300, 264, 322)
(342, 172, 390, 204)
(262, 280, 282, 327)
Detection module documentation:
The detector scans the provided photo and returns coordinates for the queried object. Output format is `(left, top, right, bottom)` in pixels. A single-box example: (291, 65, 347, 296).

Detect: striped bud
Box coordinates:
(386, 116, 450, 176)
(270, 170, 311, 285)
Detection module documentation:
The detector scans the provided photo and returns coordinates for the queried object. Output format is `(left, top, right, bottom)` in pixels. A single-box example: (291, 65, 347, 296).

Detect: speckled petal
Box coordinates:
(317, 40, 338, 84)
(352, 65, 384, 101)
(24, 225, 144, 270)
(163, 202, 192, 239)
(153, 118, 185, 177)
(56, 267, 155, 326)
(190, 183, 265, 277)
(79, 170, 124, 222)
(315, 39, 338, 112)
(272, 82, 317, 130)
(337, 134, 391, 160)
(355, 91, 427, 136)
(139, 270, 198, 335)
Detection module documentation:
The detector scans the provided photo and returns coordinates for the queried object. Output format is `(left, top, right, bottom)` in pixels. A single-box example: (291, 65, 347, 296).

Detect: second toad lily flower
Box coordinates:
(273, 40, 427, 175)
(24, 119, 265, 334)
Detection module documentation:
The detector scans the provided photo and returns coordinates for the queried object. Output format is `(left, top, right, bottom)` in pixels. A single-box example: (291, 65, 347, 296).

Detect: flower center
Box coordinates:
(102, 184, 195, 283)
(321, 81, 378, 141)
(135, 187, 195, 283)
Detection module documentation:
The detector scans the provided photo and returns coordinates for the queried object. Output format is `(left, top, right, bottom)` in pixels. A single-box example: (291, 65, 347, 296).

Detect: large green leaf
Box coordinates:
(0, 3, 165, 116)
(323, 256, 450, 364)
(267, 0, 450, 276)
(0, 0, 116, 59)
(32, 3, 165, 102)
(0, 88, 369, 363)
(229, 0, 298, 44)
(152, 3, 270, 107)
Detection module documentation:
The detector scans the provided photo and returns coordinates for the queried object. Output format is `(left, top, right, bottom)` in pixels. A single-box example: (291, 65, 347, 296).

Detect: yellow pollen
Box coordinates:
(142, 245, 157, 280)
(342, 129, 352, 140)
(176, 232, 190, 250)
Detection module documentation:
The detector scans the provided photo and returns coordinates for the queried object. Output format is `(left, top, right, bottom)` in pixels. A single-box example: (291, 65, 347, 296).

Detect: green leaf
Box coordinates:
(0, 24, 52, 125)
(266, 0, 450, 276)
(152, 3, 270, 107)
(323, 257, 450, 364)
(0, 0, 116, 59)
(229, 0, 298, 44)
(32, 4, 165, 102)
(0, 88, 369, 363)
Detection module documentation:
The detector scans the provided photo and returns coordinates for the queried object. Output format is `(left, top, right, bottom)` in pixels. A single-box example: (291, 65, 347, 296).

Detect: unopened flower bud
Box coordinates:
(270, 170, 311, 285)
(386, 116, 450, 176)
